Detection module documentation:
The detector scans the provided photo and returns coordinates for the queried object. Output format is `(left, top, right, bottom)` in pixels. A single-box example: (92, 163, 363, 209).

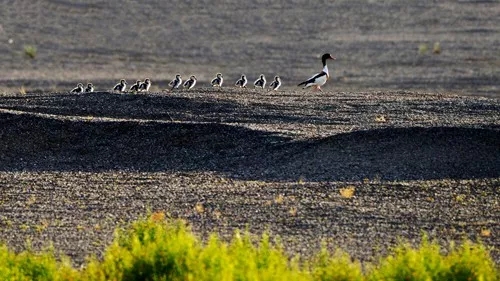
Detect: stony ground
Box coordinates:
(0, 88, 499, 266)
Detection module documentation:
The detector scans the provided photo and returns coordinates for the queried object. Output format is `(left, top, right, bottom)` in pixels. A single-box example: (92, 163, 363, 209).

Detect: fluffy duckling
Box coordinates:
(138, 78, 151, 92)
(169, 74, 182, 89)
(113, 79, 127, 92)
(269, 75, 282, 91)
(70, 83, 84, 93)
(183, 75, 197, 90)
(253, 74, 266, 89)
(84, 83, 94, 93)
(211, 73, 223, 87)
(235, 74, 248, 88)
(130, 80, 141, 92)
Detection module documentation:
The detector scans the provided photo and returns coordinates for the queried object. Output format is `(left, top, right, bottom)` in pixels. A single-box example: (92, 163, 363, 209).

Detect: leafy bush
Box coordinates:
(0, 214, 498, 281)
(82, 217, 309, 281)
(368, 237, 498, 281)
(0, 244, 77, 280)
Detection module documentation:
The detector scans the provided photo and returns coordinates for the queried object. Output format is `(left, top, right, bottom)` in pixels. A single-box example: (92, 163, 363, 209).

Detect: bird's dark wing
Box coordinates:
(297, 71, 326, 86)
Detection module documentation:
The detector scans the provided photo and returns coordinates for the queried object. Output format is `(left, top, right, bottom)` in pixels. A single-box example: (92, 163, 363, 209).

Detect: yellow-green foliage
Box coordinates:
(0, 215, 498, 281)
(23, 45, 37, 59)
(368, 237, 498, 281)
(82, 219, 310, 281)
(309, 247, 364, 281)
(0, 244, 77, 280)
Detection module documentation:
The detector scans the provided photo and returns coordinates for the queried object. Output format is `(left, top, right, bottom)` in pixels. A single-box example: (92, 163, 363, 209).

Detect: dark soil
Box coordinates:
(0, 89, 499, 266)
(1, 1, 500, 97)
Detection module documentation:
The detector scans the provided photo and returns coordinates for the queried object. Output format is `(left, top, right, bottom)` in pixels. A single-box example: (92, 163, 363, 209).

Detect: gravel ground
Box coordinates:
(0, 88, 499, 266)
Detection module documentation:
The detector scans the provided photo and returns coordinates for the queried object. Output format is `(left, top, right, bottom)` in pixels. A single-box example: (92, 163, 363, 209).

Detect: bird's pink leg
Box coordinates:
(312, 85, 322, 92)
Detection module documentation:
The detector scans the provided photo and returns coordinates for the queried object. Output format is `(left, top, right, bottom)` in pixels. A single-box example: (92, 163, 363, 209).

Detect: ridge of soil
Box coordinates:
(0, 89, 499, 265)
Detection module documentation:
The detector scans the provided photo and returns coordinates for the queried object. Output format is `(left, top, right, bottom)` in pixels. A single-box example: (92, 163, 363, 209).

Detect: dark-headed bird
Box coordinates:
(269, 76, 282, 91)
(139, 78, 151, 92)
(70, 83, 84, 93)
(84, 83, 94, 93)
(253, 74, 266, 89)
(113, 79, 127, 92)
(130, 80, 141, 92)
(183, 75, 197, 90)
(169, 74, 182, 89)
(297, 53, 336, 91)
(235, 74, 248, 88)
(211, 73, 223, 87)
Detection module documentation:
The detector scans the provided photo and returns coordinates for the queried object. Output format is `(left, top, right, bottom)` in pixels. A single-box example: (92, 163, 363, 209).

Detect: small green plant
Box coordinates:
(19, 224, 29, 231)
(23, 45, 37, 59)
(6, 220, 13, 228)
(418, 43, 429, 55)
(455, 194, 467, 203)
(433, 42, 441, 54)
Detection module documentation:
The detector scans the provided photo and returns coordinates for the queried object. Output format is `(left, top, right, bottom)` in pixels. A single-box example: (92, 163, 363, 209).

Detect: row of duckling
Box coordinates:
(231, 74, 282, 90)
(206, 73, 281, 91)
(70, 78, 150, 93)
(70, 73, 281, 93)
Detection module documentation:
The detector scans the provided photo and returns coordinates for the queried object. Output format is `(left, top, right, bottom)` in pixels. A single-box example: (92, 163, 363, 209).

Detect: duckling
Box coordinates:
(113, 79, 127, 92)
(211, 73, 223, 87)
(168, 74, 182, 89)
(253, 74, 266, 89)
(183, 75, 197, 90)
(269, 75, 282, 91)
(70, 83, 84, 93)
(235, 74, 248, 88)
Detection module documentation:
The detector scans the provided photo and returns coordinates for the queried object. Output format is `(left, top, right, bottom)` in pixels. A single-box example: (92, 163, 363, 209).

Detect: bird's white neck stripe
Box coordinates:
(323, 64, 329, 75)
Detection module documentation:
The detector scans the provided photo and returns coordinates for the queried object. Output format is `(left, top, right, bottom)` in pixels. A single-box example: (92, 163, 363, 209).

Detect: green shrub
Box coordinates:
(0, 214, 498, 281)
(0, 244, 77, 281)
(368, 236, 498, 281)
(309, 246, 364, 281)
(82, 217, 309, 281)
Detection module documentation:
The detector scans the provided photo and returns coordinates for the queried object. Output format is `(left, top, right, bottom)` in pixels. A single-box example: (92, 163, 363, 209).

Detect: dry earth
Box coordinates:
(0, 88, 499, 266)
(1, 1, 500, 97)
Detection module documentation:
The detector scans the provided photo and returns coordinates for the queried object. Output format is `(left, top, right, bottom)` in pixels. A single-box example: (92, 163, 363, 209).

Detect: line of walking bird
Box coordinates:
(70, 53, 336, 94)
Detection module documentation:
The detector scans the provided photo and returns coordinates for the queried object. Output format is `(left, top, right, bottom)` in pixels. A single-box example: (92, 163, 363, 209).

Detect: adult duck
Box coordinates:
(297, 53, 336, 91)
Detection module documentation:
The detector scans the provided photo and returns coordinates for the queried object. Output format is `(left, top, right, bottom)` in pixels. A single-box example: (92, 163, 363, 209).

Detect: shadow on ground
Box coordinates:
(0, 91, 338, 125)
(1, 94, 498, 181)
